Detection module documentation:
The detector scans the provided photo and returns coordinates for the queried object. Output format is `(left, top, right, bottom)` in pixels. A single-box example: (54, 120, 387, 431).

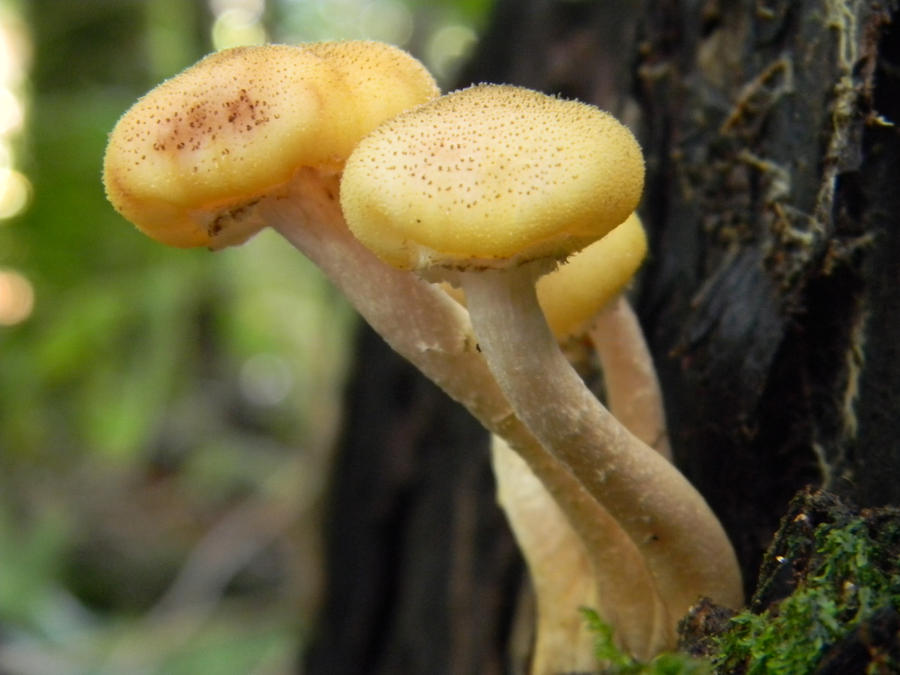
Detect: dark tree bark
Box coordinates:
(634, 0, 900, 590)
(304, 326, 521, 675)
(305, 1, 900, 672)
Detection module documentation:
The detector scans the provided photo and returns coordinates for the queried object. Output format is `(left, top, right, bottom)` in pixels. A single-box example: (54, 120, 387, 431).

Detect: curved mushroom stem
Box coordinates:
(258, 169, 502, 421)
(460, 263, 744, 621)
(495, 294, 678, 670)
(492, 436, 672, 669)
(250, 168, 671, 658)
(492, 436, 599, 673)
(590, 296, 672, 460)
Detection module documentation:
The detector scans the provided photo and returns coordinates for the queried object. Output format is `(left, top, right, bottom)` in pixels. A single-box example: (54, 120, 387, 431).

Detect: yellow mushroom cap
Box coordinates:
(340, 84, 645, 270)
(103, 41, 439, 248)
(538, 212, 647, 339)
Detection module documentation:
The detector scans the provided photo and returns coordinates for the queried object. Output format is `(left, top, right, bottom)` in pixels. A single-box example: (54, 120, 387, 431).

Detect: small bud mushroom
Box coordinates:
(539, 213, 648, 340)
(341, 84, 743, 629)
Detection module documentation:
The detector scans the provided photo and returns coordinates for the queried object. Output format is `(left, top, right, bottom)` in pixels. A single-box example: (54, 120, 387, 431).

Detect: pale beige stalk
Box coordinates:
(591, 296, 672, 460)
(489, 218, 677, 669)
(462, 264, 744, 619)
(492, 437, 672, 670)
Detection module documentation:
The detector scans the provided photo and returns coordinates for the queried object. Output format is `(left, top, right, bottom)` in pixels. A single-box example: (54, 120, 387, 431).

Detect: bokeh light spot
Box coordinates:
(0, 87, 23, 134)
(0, 167, 30, 220)
(0, 268, 34, 325)
(359, 0, 414, 46)
(240, 353, 294, 407)
(425, 23, 477, 83)
(212, 8, 268, 50)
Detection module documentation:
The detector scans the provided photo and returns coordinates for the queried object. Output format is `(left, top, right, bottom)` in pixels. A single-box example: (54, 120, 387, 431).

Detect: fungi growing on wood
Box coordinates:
(461, 214, 675, 667)
(341, 84, 743, 629)
(103, 52, 665, 661)
(105, 52, 741, 668)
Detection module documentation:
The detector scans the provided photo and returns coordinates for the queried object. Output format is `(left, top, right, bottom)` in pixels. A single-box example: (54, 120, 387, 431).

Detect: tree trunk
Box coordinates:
(304, 1, 900, 672)
(304, 325, 522, 675)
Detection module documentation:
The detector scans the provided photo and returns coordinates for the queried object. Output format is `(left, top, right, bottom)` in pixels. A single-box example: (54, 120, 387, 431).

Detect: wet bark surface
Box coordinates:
(305, 1, 900, 672)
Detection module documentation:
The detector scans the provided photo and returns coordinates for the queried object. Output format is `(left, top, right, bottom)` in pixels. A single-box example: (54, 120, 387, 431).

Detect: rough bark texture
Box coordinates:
(305, 1, 900, 672)
(635, 0, 900, 591)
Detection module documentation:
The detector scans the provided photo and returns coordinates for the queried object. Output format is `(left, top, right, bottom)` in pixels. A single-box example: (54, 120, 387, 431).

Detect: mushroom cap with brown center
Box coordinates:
(340, 84, 645, 270)
(103, 41, 439, 248)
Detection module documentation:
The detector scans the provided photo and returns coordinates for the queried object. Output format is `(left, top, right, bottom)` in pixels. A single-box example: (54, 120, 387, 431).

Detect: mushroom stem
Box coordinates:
(491, 436, 672, 669)
(259, 169, 495, 420)
(460, 262, 744, 619)
(491, 436, 598, 673)
(590, 296, 671, 460)
(252, 168, 671, 658)
(494, 293, 677, 670)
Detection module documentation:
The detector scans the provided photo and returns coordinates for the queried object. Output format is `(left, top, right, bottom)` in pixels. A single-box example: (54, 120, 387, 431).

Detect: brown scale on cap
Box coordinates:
(103, 42, 439, 248)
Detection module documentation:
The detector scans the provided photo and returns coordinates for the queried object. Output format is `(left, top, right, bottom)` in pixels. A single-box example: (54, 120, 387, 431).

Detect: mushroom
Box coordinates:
(493, 213, 678, 671)
(103, 41, 441, 249)
(104, 49, 739, 662)
(340, 84, 743, 622)
(103, 51, 670, 662)
(538, 212, 670, 457)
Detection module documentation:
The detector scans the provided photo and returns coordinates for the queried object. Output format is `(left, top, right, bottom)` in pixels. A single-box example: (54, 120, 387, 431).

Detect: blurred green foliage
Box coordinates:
(0, 0, 493, 671)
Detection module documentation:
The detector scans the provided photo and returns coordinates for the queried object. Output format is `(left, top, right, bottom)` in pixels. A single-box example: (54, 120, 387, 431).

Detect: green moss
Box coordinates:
(581, 608, 712, 675)
(579, 492, 900, 673)
(712, 510, 900, 674)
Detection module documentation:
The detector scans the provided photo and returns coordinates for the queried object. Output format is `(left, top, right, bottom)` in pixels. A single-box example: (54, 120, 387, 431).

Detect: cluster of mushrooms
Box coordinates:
(103, 41, 742, 672)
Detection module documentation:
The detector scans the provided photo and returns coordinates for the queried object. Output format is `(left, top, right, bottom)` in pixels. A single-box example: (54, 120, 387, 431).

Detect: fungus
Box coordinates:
(105, 50, 740, 663)
(103, 55, 670, 663)
(538, 212, 670, 457)
(103, 41, 440, 249)
(341, 84, 743, 622)
(493, 214, 677, 670)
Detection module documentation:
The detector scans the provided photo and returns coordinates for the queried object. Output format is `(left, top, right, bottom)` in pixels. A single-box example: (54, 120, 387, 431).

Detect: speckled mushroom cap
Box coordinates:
(340, 84, 645, 270)
(103, 41, 439, 248)
(538, 212, 647, 339)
